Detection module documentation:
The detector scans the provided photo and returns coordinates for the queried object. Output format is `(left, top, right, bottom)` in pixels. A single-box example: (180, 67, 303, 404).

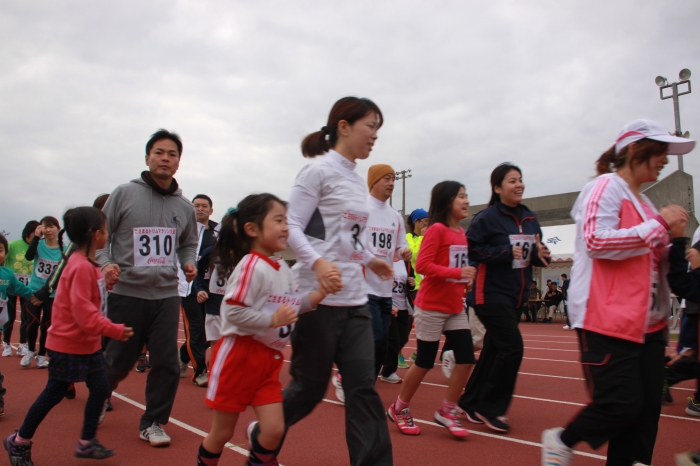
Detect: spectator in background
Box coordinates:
(561, 273, 571, 329)
(543, 282, 563, 323)
(525, 281, 540, 322)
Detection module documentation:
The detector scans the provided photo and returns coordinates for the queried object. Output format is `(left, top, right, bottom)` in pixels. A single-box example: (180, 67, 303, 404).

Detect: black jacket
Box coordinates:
(667, 237, 700, 315)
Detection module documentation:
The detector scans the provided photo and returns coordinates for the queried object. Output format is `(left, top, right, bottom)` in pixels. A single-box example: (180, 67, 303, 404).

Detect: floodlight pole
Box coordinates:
(395, 169, 412, 216)
(657, 71, 692, 171)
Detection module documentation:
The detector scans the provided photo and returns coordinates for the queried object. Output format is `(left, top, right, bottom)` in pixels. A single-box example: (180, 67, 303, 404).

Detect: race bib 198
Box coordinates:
(133, 228, 176, 267)
(35, 259, 59, 279)
(510, 234, 536, 269)
(209, 268, 227, 295)
(254, 293, 302, 351)
(447, 245, 469, 283)
(15, 274, 31, 286)
(367, 226, 394, 258)
(339, 210, 369, 263)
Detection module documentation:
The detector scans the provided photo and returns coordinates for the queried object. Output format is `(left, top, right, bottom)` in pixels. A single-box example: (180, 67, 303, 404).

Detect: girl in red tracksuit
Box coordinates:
(387, 180, 476, 439)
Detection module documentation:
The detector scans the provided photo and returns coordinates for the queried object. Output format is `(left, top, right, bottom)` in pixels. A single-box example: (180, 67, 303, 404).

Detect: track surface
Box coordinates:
(0, 318, 698, 465)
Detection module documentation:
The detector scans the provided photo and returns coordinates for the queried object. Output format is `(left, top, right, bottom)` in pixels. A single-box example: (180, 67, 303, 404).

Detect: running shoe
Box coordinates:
(140, 422, 171, 447)
(675, 451, 700, 466)
(179, 359, 188, 378)
(65, 383, 76, 400)
(476, 413, 510, 433)
(333, 374, 345, 403)
(386, 403, 420, 435)
(380, 373, 402, 384)
(442, 350, 455, 379)
(662, 380, 673, 405)
(434, 408, 469, 438)
(4, 432, 33, 466)
(397, 354, 409, 369)
(541, 427, 573, 466)
(136, 353, 151, 372)
(462, 408, 484, 424)
(562, 325, 571, 330)
(16, 344, 28, 357)
(409, 352, 417, 362)
(36, 355, 48, 369)
(105, 398, 113, 411)
(2, 343, 13, 357)
(243, 421, 281, 465)
(194, 372, 208, 387)
(20, 351, 35, 368)
(687, 397, 700, 417)
(74, 438, 115, 459)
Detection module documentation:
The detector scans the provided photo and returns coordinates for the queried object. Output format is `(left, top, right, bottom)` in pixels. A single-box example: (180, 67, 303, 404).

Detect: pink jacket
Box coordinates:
(46, 253, 124, 355)
(568, 173, 671, 343)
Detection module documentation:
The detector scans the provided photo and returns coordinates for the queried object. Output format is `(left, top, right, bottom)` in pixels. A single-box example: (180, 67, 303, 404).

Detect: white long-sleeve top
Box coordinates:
(365, 195, 408, 297)
(287, 150, 373, 306)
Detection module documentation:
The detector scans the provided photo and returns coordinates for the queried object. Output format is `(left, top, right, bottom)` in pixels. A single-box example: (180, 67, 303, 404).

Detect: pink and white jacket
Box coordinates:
(568, 173, 671, 343)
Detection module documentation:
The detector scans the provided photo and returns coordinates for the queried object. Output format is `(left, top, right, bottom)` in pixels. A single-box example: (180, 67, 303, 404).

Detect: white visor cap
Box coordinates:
(615, 119, 695, 156)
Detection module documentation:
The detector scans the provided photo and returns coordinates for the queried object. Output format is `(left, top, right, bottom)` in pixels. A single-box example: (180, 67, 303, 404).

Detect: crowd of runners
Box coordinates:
(0, 96, 699, 466)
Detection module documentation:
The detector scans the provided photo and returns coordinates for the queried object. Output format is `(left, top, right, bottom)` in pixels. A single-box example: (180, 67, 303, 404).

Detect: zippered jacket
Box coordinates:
(467, 201, 545, 308)
(568, 173, 670, 343)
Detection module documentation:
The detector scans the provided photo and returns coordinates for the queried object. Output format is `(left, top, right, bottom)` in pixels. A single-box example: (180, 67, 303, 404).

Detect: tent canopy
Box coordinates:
(540, 224, 576, 262)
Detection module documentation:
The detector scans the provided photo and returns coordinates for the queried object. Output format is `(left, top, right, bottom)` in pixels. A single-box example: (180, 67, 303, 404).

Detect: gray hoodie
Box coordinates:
(96, 177, 198, 300)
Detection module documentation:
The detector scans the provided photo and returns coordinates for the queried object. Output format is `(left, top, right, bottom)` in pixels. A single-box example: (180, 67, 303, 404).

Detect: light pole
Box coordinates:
(395, 169, 412, 216)
(655, 68, 692, 171)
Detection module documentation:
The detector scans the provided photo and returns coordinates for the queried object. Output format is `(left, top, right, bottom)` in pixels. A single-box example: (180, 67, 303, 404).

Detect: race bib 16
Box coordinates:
(447, 245, 469, 283)
(133, 228, 176, 267)
(510, 234, 536, 269)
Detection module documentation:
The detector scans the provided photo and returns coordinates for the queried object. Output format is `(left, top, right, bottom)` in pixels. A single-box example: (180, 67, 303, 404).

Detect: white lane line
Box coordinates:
(110, 392, 252, 459)
(523, 340, 578, 344)
(321, 398, 605, 460)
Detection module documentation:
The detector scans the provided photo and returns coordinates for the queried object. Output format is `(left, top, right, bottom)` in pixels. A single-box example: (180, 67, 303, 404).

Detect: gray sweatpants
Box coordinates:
(103, 293, 181, 431)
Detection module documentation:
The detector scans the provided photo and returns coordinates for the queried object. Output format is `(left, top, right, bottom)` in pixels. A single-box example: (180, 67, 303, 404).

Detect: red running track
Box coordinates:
(0, 320, 697, 465)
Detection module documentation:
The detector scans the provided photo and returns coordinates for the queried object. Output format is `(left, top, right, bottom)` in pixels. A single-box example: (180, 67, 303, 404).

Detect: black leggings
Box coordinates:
(19, 369, 110, 441)
(24, 299, 53, 356)
(3, 295, 28, 344)
(415, 329, 475, 369)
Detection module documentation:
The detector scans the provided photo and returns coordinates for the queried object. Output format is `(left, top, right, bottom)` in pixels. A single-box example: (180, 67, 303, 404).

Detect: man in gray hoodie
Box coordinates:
(97, 129, 198, 447)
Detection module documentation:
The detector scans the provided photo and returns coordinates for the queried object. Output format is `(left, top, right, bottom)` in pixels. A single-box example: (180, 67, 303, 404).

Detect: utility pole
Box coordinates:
(655, 69, 692, 171)
(395, 169, 412, 216)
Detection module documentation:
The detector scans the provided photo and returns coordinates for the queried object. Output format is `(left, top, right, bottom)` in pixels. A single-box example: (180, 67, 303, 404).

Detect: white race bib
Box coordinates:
(254, 293, 302, 351)
(339, 210, 369, 263)
(15, 274, 31, 286)
(648, 270, 663, 325)
(367, 225, 395, 258)
(392, 276, 407, 302)
(97, 276, 108, 317)
(35, 259, 59, 279)
(0, 298, 7, 328)
(510, 234, 537, 269)
(133, 228, 176, 267)
(447, 245, 469, 283)
(209, 268, 227, 295)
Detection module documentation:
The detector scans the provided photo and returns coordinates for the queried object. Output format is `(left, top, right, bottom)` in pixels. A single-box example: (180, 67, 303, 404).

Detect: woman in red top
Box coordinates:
(387, 181, 476, 439)
(4, 207, 133, 465)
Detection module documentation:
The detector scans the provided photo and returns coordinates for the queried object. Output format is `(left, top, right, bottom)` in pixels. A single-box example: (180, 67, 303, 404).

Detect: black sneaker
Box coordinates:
(475, 413, 510, 433)
(4, 432, 34, 466)
(687, 397, 700, 417)
(463, 409, 484, 424)
(662, 381, 673, 405)
(135, 353, 151, 372)
(105, 398, 113, 412)
(74, 438, 115, 459)
(65, 383, 76, 400)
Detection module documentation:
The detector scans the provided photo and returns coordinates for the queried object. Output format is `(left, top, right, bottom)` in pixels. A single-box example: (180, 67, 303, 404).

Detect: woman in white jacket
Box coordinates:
(541, 119, 694, 466)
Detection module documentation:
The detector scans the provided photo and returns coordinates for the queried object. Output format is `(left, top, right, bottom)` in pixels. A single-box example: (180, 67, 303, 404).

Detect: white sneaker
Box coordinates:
(542, 427, 573, 466)
(442, 350, 455, 379)
(36, 355, 49, 368)
(380, 373, 403, 384)
(2, 343, 13, 357)
(17, 343, 28, 357)
(563, 325, 571, 330)
(20, 351, 35, 367)
(333, 374, 345, 404)
(179, 359, 188, 378)
(193, 372, 208, 387)
(140, 422, 171, 447)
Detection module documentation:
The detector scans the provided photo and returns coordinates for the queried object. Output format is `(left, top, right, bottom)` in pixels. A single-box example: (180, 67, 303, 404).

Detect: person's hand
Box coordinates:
(313, 258, 342, 295)
(183, 263, 197, 282)
(512, 244, 523, 260)
(197, 291, 209, 303)
(662, 205, 689, 238)
(34, 224, 44, 238)
(391, 307, 399, 317)
(102, 264, 121, 286)
(400, 248, 412, 262)
(461, 266, 476, 282)
(325, 269, 343, 294)
(408, 277, 415, 287)
(535, 234, 551, 265)
(272, 304, 298, 327)
(368, 258, 393, 281)
(121, 326, 134, 341)
(30, 295, 42, 306)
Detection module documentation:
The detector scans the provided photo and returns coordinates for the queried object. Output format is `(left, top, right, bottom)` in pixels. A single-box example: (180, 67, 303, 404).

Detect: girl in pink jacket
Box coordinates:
(4, 207, 133, 465)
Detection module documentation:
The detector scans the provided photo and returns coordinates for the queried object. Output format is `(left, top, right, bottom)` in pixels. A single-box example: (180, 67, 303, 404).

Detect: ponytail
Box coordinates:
(62, 207, 105, 256)
(57, 229, 67, 261)
(594, 139, 668, 176)
(595, 145, 617, 176)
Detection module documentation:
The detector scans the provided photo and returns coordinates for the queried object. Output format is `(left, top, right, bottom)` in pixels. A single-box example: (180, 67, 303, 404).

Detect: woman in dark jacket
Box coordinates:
(458, 163, 550, 433)
(543, 282, 563, 323)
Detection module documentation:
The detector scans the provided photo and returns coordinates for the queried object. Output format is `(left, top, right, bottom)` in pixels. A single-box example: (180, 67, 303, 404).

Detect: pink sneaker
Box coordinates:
(435, 408, 470, 438)
(386, 403, 420, 435)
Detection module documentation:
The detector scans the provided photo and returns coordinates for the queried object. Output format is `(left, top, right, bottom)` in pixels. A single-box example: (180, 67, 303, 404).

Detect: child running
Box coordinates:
(387, 180, 477, 439)
(198, 194, 335, 466)
(4, 207, 133, 465)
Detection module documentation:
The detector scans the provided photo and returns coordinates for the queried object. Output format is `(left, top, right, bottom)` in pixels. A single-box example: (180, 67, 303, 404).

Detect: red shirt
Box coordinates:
(46, 253, 124, 355)
(415, 222, 468, 314)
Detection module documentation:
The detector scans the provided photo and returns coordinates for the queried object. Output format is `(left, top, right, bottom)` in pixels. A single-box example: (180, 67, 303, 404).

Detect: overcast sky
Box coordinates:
(1, 1, 699, 239)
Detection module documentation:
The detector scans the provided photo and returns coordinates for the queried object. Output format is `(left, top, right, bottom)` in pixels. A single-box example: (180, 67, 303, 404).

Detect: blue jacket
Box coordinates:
(467, 202, 546, 308)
